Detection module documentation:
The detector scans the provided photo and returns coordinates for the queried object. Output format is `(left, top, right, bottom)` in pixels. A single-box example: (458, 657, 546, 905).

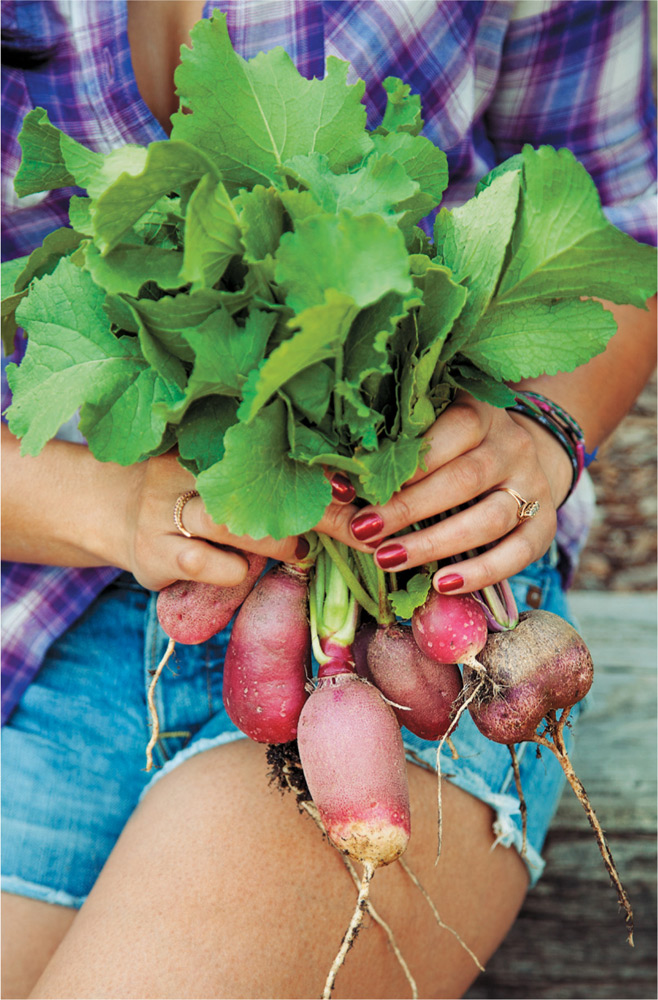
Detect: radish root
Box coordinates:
(398, 858, 485, 972)
(436, 680, 484, 862)
(507, 745, 528, 859)
(322, 863, 374, 999)
(532, 708, 634, 946)
(144, 637, 176, 771)
(267, 744, 418, 999)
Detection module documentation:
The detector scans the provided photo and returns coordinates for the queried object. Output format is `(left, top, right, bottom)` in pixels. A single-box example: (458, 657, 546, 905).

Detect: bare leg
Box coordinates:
(29, 739, 528, 1000)
(1, 895, 75, 999)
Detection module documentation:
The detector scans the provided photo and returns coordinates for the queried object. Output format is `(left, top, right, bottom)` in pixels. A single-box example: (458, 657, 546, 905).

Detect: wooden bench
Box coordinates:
(464, 592, 657, 1000)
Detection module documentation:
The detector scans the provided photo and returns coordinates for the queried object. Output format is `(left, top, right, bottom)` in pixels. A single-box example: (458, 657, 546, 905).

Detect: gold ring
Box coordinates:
(495, 487, 541, 523)
(173, 490, 200, 538)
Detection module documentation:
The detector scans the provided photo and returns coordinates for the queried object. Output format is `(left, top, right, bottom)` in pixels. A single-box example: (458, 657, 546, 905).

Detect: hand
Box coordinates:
(340, 393, 574, 594)
(120, 450, 309, 591)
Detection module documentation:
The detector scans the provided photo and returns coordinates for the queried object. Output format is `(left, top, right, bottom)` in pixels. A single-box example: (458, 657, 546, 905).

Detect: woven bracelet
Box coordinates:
(506, 390, 590, 505)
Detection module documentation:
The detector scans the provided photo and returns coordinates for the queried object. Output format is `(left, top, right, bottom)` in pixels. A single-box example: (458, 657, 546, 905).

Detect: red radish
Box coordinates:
(156, 552, 267, 644)
(464, 609, 593, 744)
(357, 622, 463, 741)
(297, 668, 410, 867)
(222, 563, 311, 743)
(412, 589, 487, 665)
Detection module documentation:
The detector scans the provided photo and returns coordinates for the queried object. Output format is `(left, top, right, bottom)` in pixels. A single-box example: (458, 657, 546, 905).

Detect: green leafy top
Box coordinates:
(3, 10, 656, 542)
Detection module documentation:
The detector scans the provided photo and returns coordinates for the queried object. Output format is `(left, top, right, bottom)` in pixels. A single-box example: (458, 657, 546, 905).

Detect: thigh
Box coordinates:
(29, 739, 528, 1000)
(1, 894, 75, 1000)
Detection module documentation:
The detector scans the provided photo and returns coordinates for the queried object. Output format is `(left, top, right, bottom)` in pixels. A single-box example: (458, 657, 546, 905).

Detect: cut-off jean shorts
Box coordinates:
(2, 546, 585, 908)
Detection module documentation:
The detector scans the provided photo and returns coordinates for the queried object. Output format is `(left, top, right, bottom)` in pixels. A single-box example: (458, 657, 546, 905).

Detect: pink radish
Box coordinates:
(297, 666, 410, 868)
(412, 588, 487, 665)
(297, 664, 411, 996)
(222, 563, 311, 743)
(357, 622, 463, 741)
(156, 552, 267, 644)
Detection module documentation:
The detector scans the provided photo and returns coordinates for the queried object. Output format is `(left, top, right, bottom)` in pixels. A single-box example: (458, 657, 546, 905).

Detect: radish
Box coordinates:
(355, 622, 463, 741)
(222, 563, 311, 743)
(297, 664, 411, 997)
(464, 609, 593, 744)
(464, 609, 634, 944)
(156, 551, 267, 644)
(298, 665, 411, 867)
(412, 588, 488, 665)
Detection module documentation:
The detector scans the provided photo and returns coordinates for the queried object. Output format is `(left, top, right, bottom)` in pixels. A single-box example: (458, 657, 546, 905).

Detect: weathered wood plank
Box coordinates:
(464, 592, 657, 1000)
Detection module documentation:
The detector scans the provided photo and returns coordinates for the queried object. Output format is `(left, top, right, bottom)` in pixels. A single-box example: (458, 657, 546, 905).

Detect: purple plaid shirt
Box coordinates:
(2, 0, 656, 724)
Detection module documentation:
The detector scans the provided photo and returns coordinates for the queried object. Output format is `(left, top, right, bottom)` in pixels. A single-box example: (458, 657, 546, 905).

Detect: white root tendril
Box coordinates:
(144, 637, 176, 771)
(398, 858, 485, 973)
(435, 680, 485, 863)
(508, 745, 528, 860)
(322, 863, 375, 1000)
(278, 762, 418, 999)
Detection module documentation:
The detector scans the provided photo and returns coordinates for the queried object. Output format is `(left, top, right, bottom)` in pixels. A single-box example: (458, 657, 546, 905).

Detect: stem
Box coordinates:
(319, 534, 379, 620)
(376, 563, 395, 625)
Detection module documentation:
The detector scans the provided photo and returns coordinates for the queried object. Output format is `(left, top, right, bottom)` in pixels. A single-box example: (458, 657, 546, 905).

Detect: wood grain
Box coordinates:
(464, 592, 657, 1000)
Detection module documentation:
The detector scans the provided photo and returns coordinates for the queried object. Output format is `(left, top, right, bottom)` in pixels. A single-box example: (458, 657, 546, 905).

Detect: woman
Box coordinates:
(2, 2, 656, 997)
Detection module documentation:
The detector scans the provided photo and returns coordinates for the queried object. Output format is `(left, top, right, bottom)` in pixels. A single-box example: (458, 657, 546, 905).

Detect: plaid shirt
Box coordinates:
(2, 0, 656, 723)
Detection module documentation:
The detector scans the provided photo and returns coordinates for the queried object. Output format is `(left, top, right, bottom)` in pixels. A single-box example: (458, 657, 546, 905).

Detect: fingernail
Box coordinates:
(330, 472, 356, 504)
(375, 542, 408, 569)
(435, 572, 464, 593)
(295, 536, 310, 560)
(351, 511, 384, 541)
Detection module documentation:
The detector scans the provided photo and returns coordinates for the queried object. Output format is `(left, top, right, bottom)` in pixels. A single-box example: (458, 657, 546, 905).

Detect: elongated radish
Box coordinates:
(298, 665, 411, 996)
(298, 666, 410, 867)
(222, 563, 311, 743)
(357, 622, 463, 741)
(412, 589, 487, 665)
(156, 552, 267, 644)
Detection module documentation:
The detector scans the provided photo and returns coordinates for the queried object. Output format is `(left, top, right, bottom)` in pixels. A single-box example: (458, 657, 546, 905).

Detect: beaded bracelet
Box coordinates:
(506, 390, 594, 505)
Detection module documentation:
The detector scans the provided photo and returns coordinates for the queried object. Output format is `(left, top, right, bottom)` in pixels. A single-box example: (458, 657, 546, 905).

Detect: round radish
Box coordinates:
(465, 609, 594, 744)
(412, 589, 487, 665)
(222, 563, 311, 744)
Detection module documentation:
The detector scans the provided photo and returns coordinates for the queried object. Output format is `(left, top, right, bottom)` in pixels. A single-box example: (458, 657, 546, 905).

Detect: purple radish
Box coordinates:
(222, 563, 311, 744)
(464, 609, 633, 943)
(357, 622, 463, 741)
(297, 667, 410, 868)
(412, 589, 488, 665)
(157, 552, 267, 644)
(464, 609, 593, 744)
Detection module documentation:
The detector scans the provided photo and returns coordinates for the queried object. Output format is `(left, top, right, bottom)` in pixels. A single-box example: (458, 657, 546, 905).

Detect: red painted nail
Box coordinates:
(294, 536, 310, 560)
(351, 511, 384, 541)
(435, 573, 464, 593)
(375, 542, 408, 569)
(330, 472, 356, 503)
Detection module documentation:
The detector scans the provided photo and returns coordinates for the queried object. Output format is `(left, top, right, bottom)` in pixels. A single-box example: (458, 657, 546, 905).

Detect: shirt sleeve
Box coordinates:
(485, 0, 657, 246)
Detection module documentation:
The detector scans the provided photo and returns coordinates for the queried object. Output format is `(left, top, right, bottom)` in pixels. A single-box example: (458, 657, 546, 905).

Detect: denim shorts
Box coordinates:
(2, 547, 584, 907)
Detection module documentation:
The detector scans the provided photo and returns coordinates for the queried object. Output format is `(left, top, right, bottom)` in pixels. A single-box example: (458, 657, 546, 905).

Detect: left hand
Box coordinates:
(346, 392, 574, 594)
